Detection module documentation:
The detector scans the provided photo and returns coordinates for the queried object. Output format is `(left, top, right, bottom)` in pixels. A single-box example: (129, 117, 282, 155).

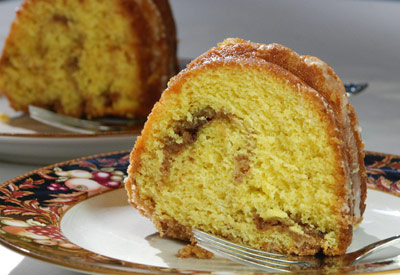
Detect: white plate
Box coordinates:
(0, 94, 140, 165)
(0, 151, 399, 274)
(0, 133, 137, 165)
(62, 188, 400, 272)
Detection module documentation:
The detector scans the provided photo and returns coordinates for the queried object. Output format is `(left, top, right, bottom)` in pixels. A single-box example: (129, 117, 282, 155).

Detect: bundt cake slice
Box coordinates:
(125, 39, 367, 256)
(0, 0, 177, 119)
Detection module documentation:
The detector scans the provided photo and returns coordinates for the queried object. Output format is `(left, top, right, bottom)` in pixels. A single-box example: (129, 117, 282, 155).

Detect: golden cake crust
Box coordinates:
(117, 0, 178, 117)
(0, 0, 178, 118)
(125, 39, 367, 256)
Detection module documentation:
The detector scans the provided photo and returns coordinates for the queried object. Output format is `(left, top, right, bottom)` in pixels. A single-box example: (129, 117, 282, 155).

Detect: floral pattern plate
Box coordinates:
(0, 151, 400, 274)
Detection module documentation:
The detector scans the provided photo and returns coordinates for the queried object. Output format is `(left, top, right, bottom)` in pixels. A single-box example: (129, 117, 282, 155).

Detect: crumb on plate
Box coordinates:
(177, 244, 214, 259)
(0, 113, 10, 123)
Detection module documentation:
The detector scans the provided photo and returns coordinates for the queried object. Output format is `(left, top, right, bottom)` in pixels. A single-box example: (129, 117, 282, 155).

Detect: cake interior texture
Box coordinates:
(126, 39, 366, 256)
(0, 0, 176, 118)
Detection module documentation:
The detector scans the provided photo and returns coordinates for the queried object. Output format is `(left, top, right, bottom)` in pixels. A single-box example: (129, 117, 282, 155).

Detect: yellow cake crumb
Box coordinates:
(177, 244, 213, 259)
(0, 113, 10, 123)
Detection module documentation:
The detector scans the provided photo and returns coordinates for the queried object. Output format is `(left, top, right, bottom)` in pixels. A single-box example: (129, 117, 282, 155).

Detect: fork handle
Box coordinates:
(353, 234, 400, 263)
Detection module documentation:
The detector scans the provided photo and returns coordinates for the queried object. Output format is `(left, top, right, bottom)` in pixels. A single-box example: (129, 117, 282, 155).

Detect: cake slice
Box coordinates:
(0, 0, 177, 119)
(125, 38, 367, 256)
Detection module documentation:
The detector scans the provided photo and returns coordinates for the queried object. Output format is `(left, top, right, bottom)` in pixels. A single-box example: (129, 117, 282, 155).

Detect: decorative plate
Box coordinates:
(0, 151, 400, 274)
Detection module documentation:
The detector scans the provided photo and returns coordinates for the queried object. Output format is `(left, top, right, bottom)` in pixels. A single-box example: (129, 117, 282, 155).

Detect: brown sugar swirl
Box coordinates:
(161, 106, 253, 184)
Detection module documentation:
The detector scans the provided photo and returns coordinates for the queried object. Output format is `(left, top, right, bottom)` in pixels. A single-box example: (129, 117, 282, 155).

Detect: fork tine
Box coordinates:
(195, 238, 292, 272)
(193, 229, 318, 271)
(193, 229, 283, 257)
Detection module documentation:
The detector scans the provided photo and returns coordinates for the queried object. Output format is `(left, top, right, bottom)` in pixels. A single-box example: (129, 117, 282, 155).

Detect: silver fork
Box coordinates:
(28, 105, 145, 134)
(193, 229, 400, 273)
(344, 83, 368, 96)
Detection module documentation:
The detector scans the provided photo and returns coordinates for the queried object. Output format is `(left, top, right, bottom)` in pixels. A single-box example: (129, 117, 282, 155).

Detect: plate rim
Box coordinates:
(0, 98, 143, 139)
(0, 131, 140, 139)
(0, 150, 400, 275)
(0, 128, 142, 139)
